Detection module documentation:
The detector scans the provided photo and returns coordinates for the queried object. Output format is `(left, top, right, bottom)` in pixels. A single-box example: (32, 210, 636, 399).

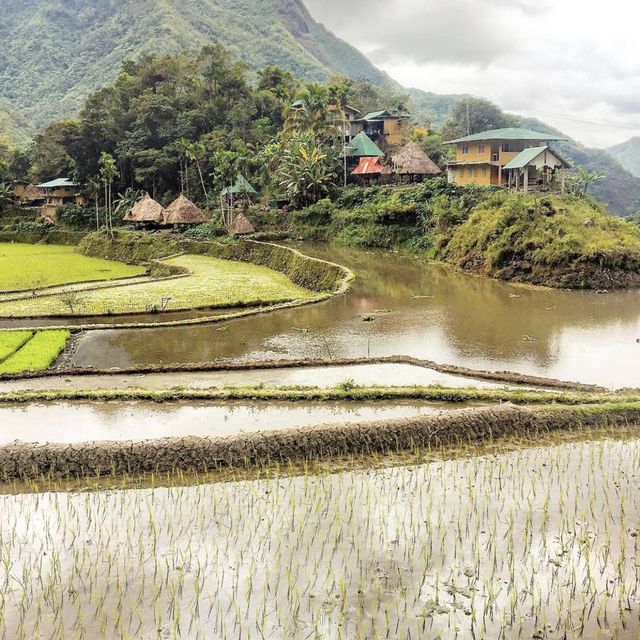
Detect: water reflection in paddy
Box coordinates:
(0, 400, 464, 444)
(71, 244, 640, 388)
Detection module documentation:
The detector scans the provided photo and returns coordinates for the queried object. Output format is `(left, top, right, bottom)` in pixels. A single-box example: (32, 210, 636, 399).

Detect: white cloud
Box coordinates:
(305, 0, 640, 147)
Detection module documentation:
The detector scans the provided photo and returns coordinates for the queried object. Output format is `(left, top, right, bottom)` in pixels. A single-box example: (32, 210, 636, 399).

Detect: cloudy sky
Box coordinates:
(305, 0, 640, 148)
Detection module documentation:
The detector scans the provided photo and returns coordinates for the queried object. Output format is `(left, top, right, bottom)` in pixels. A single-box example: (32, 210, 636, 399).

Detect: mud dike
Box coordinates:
(2, 403, 639, 482)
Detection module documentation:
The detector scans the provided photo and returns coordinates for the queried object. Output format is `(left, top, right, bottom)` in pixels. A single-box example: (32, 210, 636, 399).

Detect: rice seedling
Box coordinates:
(0, 243, 144, 292)
(0, 429, 639, 639)
(0, 330, 70, 374)
(0, 330, 33, 362)
(0, 255, 314, 318)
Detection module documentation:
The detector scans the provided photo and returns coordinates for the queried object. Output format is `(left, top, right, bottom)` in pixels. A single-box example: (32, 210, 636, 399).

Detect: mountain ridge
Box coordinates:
(607, 137, 640, 179)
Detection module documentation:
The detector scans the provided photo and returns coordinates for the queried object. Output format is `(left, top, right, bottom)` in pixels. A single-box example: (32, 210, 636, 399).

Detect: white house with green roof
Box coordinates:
(445, 127, 570, 192)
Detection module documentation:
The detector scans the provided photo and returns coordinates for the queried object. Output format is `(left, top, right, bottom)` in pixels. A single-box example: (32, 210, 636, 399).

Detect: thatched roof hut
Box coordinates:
(229, 212, 255, 236)
(164, 195, 208, 225)
(123, 194, 166, 224)
(392, 141, 441, 176)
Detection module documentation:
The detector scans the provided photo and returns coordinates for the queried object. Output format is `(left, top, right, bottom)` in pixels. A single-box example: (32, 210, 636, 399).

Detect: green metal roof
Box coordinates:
(359, 110, 392, 121)
(446, 127, 566, 144)
(37, 178, 78, 189)
(221, 175, 257, 196)
(345, 132, 385, 158)
(503, 146, 571, 170)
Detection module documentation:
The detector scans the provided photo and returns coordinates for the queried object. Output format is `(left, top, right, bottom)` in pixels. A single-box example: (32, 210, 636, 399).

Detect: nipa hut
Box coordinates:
(229, 212, 255, 236)
(391, 141, 441, 182)
(164, 195, 208, 226)
(123, 194, 166, 225)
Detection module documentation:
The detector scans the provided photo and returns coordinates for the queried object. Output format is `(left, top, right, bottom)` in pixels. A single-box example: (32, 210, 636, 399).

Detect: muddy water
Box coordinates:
(0, 399, 465, 444)
(2, 433, 639, 639)
(73, 244, 640, 388)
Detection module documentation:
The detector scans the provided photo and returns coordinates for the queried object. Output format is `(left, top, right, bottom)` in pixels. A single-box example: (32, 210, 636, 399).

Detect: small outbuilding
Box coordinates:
(164, 195, 208, 226)
(123, 193, 166, 225)
(503, 146, 571, 193)
(391, 141, 442, 182)
(229, 212, 255, 236)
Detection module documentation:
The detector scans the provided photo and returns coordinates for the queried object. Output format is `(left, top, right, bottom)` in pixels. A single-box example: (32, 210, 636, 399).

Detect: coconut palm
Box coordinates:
(99, 152, 119, 236)
(576, 166, 606, 195)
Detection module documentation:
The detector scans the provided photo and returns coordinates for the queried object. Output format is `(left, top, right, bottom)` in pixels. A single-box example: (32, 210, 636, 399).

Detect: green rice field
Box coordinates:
(0, 330, 70, 373)
(0, 254, 314, 317)
(1, 430, 639, 639)
(0, 243, 145, 292)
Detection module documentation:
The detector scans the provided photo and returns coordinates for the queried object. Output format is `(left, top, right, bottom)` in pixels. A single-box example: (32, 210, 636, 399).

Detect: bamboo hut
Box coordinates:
(229, 212, 255, 236)
(164, 195, 208, 226)
(391, 141, 441, 182)
(123, 193, 166, 225)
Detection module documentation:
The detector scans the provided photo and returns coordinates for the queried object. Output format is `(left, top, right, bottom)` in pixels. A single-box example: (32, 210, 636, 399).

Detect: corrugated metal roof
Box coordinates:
(345, 132, 385, 158)
(503, 146, 571, 170)
(37, 178, 78, 189)
(446, 127, 566, 144)
(351, 157, 385, 175)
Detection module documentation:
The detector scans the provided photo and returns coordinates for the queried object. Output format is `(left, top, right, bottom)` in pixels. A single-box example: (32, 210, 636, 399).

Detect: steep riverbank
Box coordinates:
(271, 181, 640, 290)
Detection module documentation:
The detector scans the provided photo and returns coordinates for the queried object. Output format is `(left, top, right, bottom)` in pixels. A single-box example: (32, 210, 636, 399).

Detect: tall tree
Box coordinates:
(442, 98, 519, 141)
(99, 152, 119, 236)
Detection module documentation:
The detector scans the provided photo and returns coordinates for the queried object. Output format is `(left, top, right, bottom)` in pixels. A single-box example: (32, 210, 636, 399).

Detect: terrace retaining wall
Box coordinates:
(1, 403, 638, 481)
(79, 231, 352, 294)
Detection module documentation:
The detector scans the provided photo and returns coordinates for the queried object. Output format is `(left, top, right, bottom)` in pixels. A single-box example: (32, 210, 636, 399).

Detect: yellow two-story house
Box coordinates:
(446, 127, 567, 188)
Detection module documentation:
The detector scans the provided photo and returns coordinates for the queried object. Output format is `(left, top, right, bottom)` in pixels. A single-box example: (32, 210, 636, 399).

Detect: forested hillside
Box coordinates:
(607, 138, 640, 179)
(0, 0, 394, 129)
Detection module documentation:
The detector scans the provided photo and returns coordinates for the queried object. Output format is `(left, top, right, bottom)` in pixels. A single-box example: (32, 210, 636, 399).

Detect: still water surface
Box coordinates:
(72, 244, 640, 388)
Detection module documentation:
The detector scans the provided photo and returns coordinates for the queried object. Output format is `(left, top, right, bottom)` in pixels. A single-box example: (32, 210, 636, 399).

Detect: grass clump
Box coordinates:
(0, 330, 71, 373)
(440, 193, 640, 288)
(0, 255, 313, 317)
(0, 243, 145, 292)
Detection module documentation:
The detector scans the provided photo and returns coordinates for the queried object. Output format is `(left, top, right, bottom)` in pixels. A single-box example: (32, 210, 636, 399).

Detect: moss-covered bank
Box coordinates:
(1, 403, 639, 481)
(283, 180, 640, 289)
(79, 231, 352, 294)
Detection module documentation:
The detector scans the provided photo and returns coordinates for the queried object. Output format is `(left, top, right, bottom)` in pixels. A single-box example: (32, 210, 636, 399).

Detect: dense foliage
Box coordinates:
(0, 0, 394, 130)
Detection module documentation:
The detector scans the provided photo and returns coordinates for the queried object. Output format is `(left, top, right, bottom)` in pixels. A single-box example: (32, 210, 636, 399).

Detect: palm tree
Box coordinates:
(576, 166, 606, 195)
(329, 81, 353, 187)
(285, 83, 332, 138)
(99, 152, 119, 237)
(186, 141, 208, 198)
(175, 138, 192, 196)
(87, 176, 101, 230)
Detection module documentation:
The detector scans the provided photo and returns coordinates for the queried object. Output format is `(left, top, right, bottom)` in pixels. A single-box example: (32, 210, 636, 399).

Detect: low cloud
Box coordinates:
(305, 0, 640, 146)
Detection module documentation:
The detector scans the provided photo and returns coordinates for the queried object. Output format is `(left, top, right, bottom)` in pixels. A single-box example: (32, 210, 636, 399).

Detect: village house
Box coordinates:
(351, 110, 411, 148)
(445, 128, 570, 193)
(328, 104, 361, 143)
(36, 178, 86, 221)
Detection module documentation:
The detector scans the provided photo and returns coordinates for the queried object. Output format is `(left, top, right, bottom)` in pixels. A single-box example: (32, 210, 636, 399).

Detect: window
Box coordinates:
(458, 167, 464, 177)
(478, 144, 486, 154)
(461, 145, 469, 155)
(502, 143, 511, 152)
(482, 166, 488, 176)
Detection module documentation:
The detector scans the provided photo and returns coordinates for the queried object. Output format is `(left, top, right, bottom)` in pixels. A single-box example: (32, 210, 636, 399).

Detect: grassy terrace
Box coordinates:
(0, 254, 314, 317)
(0, 243, 145, 291)
(0, 330, 70, 373)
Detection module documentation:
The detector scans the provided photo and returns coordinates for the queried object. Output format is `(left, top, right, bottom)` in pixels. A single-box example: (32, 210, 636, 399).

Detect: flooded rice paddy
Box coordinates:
(0, 399, 466, 444)
(69, 244, 640, 389)
(0, 363, 522, 394)
(2, 432, 639, 639)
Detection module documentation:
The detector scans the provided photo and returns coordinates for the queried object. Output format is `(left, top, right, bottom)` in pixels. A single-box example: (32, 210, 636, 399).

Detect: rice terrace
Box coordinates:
(2, 1, 640, 638)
